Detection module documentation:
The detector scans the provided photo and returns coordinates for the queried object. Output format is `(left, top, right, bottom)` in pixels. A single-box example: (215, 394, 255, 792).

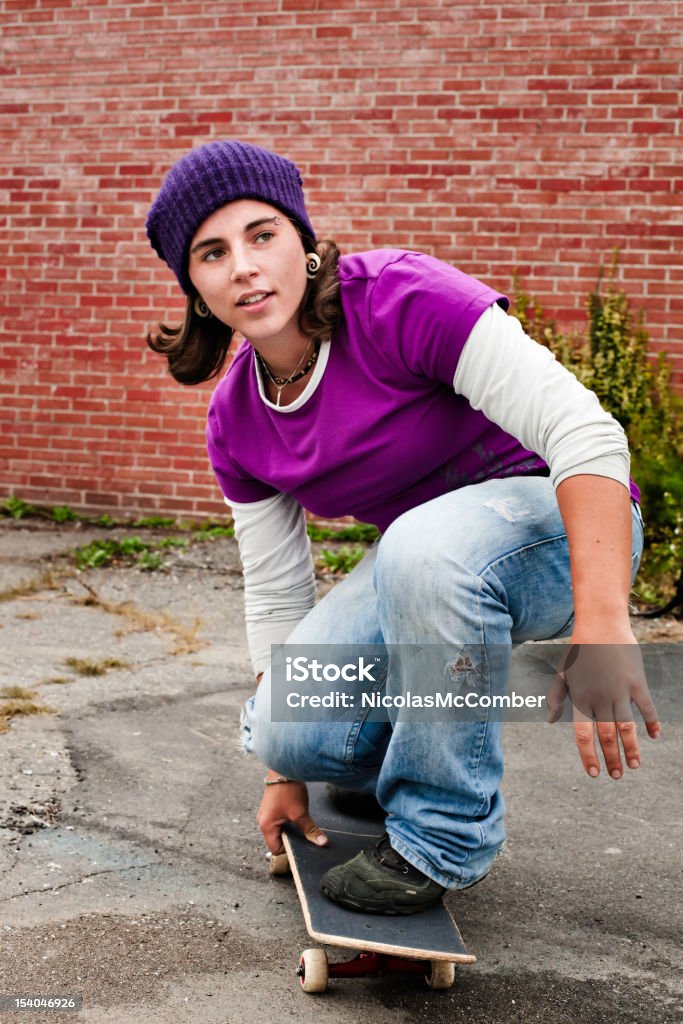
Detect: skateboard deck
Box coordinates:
(275, 782, 476, 992)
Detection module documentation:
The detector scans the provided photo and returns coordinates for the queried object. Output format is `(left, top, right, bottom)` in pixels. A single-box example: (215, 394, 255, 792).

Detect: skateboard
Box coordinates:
(268, 782, 476, 993)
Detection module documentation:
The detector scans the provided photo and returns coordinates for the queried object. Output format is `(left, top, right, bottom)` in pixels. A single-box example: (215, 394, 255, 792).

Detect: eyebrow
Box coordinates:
(190, 216, 280, 256)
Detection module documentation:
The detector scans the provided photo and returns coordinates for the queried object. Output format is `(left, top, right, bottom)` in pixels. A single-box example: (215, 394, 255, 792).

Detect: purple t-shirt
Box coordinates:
(206, 249, 555, 532)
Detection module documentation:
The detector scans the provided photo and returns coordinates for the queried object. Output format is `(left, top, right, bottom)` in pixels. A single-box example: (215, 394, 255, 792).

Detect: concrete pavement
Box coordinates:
(0, 517, 681, 1024)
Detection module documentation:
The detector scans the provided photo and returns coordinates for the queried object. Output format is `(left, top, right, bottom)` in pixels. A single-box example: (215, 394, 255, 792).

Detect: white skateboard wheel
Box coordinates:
(268, 851, 290, 875)
(298, 947, 329, 993)
(425, 959, 456, 989)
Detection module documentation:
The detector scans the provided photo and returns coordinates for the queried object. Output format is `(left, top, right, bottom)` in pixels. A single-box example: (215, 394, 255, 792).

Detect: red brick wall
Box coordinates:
(2, 0, 681, 518)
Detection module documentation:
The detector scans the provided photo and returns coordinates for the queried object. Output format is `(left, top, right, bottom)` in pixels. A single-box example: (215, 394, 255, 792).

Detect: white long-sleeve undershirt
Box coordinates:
(228, 304, 630, 676)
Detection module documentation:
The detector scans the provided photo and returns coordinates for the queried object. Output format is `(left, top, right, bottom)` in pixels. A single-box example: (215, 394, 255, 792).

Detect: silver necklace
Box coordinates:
(256, 339, 317, 406)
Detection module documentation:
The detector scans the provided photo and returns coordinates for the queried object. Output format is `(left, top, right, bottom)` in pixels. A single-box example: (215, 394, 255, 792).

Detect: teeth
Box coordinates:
(240, 293, 268, 305)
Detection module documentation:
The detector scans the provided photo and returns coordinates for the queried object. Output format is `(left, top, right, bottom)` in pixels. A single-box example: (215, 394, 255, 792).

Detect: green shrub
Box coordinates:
(512, 262, 683, 605)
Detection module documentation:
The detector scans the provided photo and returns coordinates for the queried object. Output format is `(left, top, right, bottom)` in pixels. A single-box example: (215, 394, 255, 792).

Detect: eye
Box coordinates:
(201, 247, 225, 263)
(254, 230, 275, 244)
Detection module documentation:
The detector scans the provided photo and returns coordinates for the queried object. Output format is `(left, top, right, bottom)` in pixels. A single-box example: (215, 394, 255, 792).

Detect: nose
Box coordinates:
(230, 241, 259, 282)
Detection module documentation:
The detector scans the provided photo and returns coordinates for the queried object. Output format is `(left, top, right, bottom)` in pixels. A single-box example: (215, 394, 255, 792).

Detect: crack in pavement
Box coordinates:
(0, 848, 20, 878)
(63, 683, 246, 721)
(42, 816, 260, 879)
(0, 860, 163, 902)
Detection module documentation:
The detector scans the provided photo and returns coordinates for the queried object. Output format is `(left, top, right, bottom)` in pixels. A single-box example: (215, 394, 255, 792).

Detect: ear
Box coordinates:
(193, 295, 212, 318)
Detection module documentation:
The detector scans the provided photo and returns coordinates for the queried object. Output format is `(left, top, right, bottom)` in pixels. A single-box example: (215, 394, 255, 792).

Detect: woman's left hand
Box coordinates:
(545, 623, 661, 778)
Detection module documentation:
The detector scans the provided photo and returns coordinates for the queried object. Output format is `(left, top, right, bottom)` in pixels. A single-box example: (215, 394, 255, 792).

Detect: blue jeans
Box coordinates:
(241, 477, 644, 889)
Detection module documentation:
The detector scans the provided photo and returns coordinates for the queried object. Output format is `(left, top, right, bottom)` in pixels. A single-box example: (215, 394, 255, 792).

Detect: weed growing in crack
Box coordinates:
(0, 570, 65, 604)
(0, 687, 56, 734)
(63, 656, 129, 677)
(317, 545, 366, 575)
(70, 579, 203, 655)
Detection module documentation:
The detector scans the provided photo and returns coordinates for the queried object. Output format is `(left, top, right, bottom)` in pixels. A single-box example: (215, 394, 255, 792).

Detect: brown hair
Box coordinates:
(146, 234, 342, 386)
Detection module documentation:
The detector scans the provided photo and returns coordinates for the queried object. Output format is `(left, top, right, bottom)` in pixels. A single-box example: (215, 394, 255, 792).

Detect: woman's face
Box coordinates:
(188, 199, 309, 348)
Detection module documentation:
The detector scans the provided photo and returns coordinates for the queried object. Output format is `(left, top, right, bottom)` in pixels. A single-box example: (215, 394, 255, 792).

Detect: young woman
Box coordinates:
(146, 140, 659, 915)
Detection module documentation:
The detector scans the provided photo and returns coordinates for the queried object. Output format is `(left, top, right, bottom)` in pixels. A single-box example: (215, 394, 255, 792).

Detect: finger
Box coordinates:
(646, 720, 662, 740)
(596, 720, 624, 779)
(296, 813, 328, 847)
(573, 716, 600, 777)
(265, 830, 286, 856)
(615, 717, 641, 769)
(545, 675, 568, 723)
(634, 693, 661, 739)
(258, 818, 286, 856)
(613, 698, 641, 770)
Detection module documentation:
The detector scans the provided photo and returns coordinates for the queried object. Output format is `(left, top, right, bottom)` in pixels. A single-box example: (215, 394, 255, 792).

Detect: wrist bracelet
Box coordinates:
(264, 775, 295, 786)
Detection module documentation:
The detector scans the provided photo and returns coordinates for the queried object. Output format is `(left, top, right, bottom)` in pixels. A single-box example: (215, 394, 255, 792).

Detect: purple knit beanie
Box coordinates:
(146, 140, 316, 294)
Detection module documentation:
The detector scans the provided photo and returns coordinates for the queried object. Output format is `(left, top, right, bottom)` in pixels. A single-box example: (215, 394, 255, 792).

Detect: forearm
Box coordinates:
(555, 474, 634, 632)
(230, 492, 315, 677)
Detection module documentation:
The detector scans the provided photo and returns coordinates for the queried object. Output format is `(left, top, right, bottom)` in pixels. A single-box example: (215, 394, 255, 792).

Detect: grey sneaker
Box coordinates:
(321, 834, 447, 915)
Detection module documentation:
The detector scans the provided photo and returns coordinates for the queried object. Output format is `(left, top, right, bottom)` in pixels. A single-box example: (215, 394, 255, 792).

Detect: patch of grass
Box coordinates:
(51, 505, 77, 523)
(42, 677, 73, 686)
(1, 496, 36, 519)
(131, 516, 177, 529)
(307, 522, 379, 543)
(0, 501, 239, 537)
(317, 545, 366, 575)
(0, 688, 56, 734)
(137, 550, 163, 572)
(110, 603, 202, 654)
(71, 579, 203, 655)
(1, 686, 39, 700)
(64, 656, 129, 677)
(73, 526, 232, 571)
(191, 521, 235, 540)
(0, 502, 241, 546)
(2, 498, 76, 524)
(74, 537, 166, 571)
(91, 513, 116, 528)
(0, 570, 65, 604)
(74, 540, 119, 569)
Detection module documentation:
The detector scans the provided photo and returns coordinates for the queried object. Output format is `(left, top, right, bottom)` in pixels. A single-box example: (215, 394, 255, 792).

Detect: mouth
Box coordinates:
(236, 291, 273, 309)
